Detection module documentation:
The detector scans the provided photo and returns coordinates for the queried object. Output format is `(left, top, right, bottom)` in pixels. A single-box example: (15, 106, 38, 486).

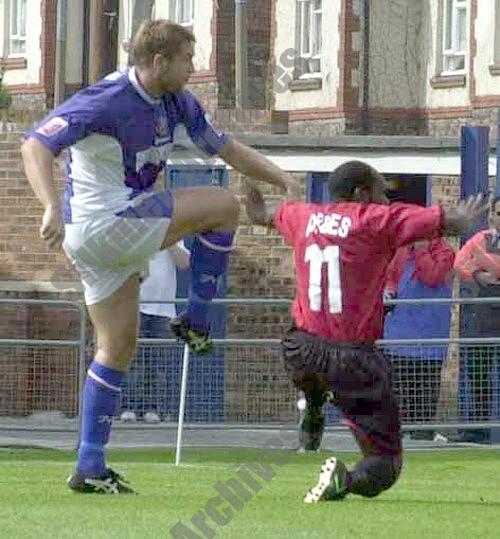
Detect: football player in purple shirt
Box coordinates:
(21, 20, 295, 494)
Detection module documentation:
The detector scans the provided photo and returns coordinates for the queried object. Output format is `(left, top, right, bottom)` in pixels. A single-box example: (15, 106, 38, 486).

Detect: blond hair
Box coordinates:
(131, 20, 195, 68)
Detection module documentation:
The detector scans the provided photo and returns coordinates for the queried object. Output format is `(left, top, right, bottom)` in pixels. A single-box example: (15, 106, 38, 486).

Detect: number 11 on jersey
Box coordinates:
(304, 244, 342, 314)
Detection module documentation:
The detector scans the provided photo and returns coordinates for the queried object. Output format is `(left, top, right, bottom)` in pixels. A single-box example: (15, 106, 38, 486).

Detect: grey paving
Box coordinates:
(0, 415, 498, 453)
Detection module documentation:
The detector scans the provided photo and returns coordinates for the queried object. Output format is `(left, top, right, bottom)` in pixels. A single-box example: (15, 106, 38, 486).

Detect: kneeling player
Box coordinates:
(244, 161, 489, 502)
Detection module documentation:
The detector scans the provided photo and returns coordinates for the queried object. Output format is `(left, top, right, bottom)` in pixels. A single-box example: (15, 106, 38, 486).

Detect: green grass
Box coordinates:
(0, 448, 499, 538)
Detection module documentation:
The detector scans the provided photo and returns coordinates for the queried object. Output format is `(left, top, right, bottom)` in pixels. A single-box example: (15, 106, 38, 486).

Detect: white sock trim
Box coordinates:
(88, 369, 122, 392)
(196, 234, 235, 253)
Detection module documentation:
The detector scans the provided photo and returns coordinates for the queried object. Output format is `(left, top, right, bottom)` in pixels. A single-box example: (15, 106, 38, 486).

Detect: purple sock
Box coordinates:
(77, 361, 124, 477)
(187, 231, 234, 333)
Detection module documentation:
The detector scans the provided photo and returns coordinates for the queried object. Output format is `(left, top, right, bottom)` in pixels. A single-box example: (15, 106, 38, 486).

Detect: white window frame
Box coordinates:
(297, 0, 322, 78)
(441, 0, 467, 75)
(126, 0, 134, 39)
(172, 0, 194, 28)
(8, 0, 27, 57)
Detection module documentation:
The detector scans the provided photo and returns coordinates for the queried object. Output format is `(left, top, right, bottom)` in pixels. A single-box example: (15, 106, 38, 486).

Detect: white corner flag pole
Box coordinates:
(175, 344, 191, 466)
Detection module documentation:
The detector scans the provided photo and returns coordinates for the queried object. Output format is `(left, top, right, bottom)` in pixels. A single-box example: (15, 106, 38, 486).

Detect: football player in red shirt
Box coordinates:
(244, 161, 489, 503)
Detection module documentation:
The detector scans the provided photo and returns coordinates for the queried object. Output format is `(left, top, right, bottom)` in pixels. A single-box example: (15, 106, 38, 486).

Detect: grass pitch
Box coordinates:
(0, 447, 499, 538)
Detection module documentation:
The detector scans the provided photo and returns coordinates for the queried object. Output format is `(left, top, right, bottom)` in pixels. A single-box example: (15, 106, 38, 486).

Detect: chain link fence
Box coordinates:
(0, 298, 498, 448)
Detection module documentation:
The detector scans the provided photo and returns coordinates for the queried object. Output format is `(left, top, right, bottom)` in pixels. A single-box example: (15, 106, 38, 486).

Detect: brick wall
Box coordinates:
(247, 0, 273, 109)
(9, 94, 48, 113)
(0, 132, 76, 282)
(212, 0, 272, 110)
(214, 0, 235, 108)
(213, 109, 288, 134)
(288, 118, 347, 136)
(290, 109, 499, 137)
(366, 117, 426, 136)
(187, 81, 218, 113)
(427, 108, 500, 137)
(226, 171, 305, 336)
(38, 0, 57, 109)
(2, 127, 495, 420)
(1, 130, 488, 309)
(0, 291, 83, 416)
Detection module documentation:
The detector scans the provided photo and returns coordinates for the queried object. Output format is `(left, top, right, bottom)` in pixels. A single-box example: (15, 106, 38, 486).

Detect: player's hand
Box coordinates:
(242, 178, 274, 227)
(457, 193, 491, 231)
(270, 171, 300, 196)
(474, 270, 500, 287)
(444, 193, 491, 235)
(40, 205, 64, 249)
(281, 172, 301, 199)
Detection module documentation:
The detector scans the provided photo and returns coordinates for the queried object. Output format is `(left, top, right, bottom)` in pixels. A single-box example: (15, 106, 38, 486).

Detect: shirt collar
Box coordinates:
(128, 67, 162, 105)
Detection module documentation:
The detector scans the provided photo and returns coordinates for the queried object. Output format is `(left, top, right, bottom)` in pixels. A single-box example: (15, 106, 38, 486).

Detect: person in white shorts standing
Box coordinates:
(21, 20, 295, 494)
(120, 242, 189, 424)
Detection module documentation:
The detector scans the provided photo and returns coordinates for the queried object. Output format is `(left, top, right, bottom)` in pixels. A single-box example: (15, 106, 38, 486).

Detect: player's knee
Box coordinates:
(363, 455, 402, 498)
(95, 332, 137, 368)
(382, 454, 402, 490)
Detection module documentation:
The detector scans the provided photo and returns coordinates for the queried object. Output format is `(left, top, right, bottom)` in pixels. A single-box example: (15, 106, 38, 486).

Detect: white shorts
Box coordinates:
(63, 215, 169, 305)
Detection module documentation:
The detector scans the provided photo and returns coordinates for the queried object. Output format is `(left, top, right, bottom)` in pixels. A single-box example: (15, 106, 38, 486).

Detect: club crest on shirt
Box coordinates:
(156, 115, 168, 138)
(154, 115, 173, 146)
(36, 116, 68, 137)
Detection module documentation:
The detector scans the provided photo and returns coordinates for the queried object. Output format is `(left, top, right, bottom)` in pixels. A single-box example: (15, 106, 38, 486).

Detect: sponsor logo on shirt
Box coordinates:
(305, 212, 352, 238)
(36, 116, 68, 137)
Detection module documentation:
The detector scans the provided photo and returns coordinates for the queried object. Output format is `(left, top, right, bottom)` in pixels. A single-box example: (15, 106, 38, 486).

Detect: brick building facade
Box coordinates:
(0, 1, 498, 418)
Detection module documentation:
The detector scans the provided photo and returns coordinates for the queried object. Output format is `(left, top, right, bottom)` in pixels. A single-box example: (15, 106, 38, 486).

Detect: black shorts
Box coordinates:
(281, 327, 401, 456)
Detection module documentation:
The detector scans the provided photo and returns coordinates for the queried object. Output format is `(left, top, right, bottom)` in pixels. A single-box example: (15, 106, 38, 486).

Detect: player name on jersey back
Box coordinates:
(305, 212, 352, 238)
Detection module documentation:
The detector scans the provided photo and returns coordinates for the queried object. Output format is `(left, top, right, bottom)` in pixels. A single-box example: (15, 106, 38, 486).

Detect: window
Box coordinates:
(441, 0, 467, 74)
(172, 0, 194, 28)
(297, 0, 322, 77)
(9, 0, 27, 56)
(128, 1, 155, 38)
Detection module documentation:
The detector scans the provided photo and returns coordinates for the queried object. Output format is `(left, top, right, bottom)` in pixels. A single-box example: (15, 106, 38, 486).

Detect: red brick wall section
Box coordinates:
(431, 176, 461, 206)
(212, 0, 272, 109)
(337, 0, 360, 116)
(0, 132, 77, 282)
(40, 0, 57, 108)
(0, 133, 470, 308)
(246, 0, 273, 109)
(225, 170, 306, 339)
(0, 292, 83, 416)
(215, 0, 235, 108)
(469, 0, 477, 106)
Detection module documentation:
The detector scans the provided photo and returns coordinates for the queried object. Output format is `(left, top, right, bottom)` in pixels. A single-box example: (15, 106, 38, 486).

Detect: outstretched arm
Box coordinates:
(219, 139, 297, 193)
(381, 194, 493, 252)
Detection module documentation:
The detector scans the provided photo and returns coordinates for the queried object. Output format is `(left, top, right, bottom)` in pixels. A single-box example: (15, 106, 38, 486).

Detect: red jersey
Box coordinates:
(274, 201, 443, 342)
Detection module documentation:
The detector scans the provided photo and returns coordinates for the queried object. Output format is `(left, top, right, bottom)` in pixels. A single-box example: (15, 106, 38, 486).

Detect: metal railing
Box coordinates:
(0, 297, 498, 447)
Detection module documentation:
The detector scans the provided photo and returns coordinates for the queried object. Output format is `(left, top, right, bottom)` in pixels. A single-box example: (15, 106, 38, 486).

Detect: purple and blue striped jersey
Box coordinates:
(26, 67, 229, 223)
